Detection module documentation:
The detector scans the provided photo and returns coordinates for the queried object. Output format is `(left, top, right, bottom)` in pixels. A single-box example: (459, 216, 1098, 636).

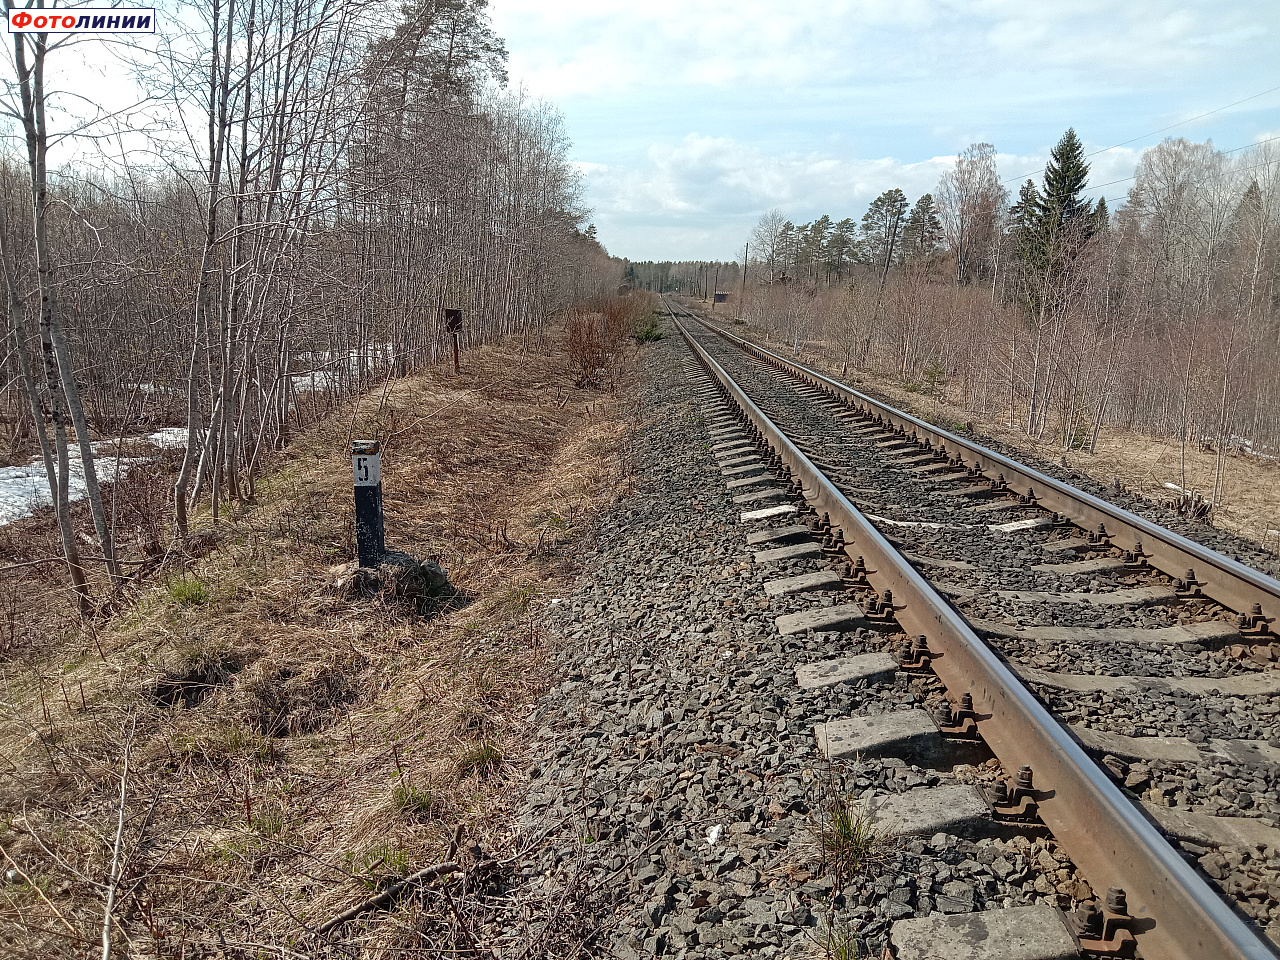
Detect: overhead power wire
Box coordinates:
(1001, 81, 1280, 186)
(1088, 133, 1280, 194)
(1102, 149, 1280, 206)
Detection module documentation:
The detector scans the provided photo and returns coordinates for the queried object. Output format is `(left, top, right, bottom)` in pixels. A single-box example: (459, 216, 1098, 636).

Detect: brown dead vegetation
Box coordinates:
(564, 291, 658, 389)
(0, 330, 644, 957)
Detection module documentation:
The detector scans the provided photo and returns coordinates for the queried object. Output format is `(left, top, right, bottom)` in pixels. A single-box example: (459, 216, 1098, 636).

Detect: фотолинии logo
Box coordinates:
(7, 7, 155, 33)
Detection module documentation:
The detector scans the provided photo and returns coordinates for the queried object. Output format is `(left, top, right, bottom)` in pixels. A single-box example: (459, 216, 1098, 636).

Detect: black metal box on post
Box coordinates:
(351, 440, 385, 567)
(444, 308, 462, 373)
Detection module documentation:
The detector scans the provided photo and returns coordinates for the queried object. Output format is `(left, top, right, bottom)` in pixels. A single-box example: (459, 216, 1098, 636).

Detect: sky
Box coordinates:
(487, 0, 1280, 261)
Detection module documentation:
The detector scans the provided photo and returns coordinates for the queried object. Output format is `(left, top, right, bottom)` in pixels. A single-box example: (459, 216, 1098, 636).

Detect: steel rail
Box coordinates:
(674, 313, 1276, 960)
(693, 317, 1280, 631)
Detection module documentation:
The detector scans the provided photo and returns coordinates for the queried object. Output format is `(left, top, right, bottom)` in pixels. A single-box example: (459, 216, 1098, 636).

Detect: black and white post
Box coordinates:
(352, 440, 385, 567)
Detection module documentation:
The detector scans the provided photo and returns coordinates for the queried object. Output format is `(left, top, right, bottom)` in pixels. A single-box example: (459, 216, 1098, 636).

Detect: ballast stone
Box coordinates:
(890, 905, 1081, 960)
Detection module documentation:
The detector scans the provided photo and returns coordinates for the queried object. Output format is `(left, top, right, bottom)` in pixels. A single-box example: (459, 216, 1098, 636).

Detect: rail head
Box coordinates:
(674, 313, 1277, 960)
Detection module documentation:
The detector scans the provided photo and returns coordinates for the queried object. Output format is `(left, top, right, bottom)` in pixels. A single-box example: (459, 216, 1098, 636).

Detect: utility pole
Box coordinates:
(711, 266, 720, 311)
(741, 243, 749, 313)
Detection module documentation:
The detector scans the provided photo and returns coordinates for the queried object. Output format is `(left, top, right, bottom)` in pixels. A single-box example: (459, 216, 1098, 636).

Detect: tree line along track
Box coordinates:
(662, 297, 1280, 960)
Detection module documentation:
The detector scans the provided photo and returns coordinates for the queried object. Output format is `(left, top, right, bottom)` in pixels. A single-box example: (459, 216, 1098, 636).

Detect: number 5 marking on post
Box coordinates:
(353, 451, 380, 486)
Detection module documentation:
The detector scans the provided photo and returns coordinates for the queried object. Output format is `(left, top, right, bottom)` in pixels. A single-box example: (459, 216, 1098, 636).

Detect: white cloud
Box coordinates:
(487, 0, 1277, 257)
(493, 0, 1271, 101)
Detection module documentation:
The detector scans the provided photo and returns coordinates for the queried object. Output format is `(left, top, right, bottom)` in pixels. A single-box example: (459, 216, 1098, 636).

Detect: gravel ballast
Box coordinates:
(488, 328, 1104, 958)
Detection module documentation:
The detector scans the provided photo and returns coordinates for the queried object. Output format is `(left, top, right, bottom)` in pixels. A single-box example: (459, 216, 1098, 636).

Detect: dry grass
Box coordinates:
(0, 329, 644, 957)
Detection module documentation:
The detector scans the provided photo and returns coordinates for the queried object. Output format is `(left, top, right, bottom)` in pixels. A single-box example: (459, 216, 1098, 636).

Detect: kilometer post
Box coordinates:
(351, 440, 385, 567)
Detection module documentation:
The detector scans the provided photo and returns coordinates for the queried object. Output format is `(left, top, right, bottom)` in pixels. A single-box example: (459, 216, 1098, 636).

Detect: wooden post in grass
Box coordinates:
(444, 309, 462, 374)
(352, 440, 385, 567)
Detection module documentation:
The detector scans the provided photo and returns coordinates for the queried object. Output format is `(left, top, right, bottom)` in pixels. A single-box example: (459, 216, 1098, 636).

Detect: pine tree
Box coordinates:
(901, 194, 943, 262)
(861, 188, 910, 284)
(800, 216, 832, 281)
(825, 218, 857, 276)
(777, 221, 798, 279)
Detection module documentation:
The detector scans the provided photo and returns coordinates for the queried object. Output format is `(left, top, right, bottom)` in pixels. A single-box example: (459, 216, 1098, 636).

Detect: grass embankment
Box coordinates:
(0, 332, 642, 957)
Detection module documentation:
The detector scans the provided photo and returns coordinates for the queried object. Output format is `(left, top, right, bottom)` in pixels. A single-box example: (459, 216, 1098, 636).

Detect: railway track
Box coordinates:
(664, 298, 1280, 960)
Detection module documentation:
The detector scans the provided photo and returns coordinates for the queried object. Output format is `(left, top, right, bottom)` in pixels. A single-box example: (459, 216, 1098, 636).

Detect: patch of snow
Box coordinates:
(290, 343, 398, 393)
(145, 427, 190, 449)
(0, 454, 141, 525)
(1199, 435, 1279, 461)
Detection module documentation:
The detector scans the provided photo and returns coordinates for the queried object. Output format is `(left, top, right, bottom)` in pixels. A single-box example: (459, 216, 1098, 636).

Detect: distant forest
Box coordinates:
(621, 259, 742, 297)
(737, 131, 1280, 522)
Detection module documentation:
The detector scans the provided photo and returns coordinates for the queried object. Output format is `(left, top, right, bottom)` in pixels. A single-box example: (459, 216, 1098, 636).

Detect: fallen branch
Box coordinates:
(317, 861, 461, 934)
(102, 713, 136, 960)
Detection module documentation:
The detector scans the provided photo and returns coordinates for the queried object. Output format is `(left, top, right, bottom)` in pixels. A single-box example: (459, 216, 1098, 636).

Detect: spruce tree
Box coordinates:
(1010, 129, 1101, 304)
(1232, 180, 1263, 237)
(1009, 179, 1043, 262)
(1041, 128, 1092, 234)
(1092, 197, 1109, 233)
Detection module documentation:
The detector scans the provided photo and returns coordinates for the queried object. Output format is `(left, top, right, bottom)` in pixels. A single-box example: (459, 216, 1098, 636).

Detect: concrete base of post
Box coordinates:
(326, 551, 458, 614)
